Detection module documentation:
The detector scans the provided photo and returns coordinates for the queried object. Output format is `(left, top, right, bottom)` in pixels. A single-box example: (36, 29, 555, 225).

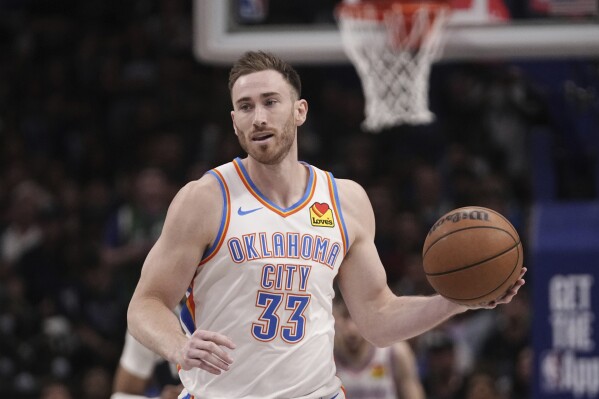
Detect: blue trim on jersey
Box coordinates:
(180, 302, 196, 335)
(202, 170, 228, 260)
(328, 172, 350, 253)
(234, 157, 315, 213)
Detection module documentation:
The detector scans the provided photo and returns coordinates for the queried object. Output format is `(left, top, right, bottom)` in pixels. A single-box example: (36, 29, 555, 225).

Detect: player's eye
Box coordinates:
(239, 103, 252, 111)
(265, 98, 278, 106)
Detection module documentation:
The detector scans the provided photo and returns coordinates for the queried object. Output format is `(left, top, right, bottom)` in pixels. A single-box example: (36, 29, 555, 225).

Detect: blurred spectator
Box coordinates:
(40, 381, 74, 399)
(418, 330, 467, 399)
(102, 168, 172, 274)
(70, 256, 126, 370)
(16, 205, 68, 307)
(392, 252, 435, 297)
(463, 371, 504, 399)
(393, 211, 425, 256)
(0, 273, 41, 396)
(478, 291, 532, 387)
(410, 163, 452, 228)
(81, 366, 112, 399)
(511, 346, 533, 399)
(1, 180, 51, 266)
(367, 181, 401, 281)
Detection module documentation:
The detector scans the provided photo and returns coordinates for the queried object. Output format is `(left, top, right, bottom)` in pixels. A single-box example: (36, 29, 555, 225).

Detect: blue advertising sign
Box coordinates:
(532, 202, 599, 398)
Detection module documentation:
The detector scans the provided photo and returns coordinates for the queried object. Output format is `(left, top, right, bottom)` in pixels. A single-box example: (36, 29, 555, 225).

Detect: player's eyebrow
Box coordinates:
(235, 92, 280, 105)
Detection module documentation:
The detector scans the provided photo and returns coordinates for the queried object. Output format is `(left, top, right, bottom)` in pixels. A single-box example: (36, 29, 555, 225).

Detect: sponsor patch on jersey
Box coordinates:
(371, 364, 386, 378)
(309, 202, 335, 227)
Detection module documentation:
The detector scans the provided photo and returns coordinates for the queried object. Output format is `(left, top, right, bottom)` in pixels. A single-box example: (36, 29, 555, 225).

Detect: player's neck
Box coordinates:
(242, 156, 309, 209)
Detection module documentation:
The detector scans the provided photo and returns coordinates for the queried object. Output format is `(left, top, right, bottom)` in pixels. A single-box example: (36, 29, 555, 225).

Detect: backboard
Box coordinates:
(193, 0, 599, 65)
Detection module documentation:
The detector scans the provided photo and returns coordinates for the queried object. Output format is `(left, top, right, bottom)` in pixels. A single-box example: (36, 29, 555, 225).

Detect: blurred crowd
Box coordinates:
(1, 1, 581, 398)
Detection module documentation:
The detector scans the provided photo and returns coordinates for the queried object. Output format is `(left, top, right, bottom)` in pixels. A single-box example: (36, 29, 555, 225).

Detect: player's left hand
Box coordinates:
(478, 267, 527, 309)
(178, 329, 236, 374)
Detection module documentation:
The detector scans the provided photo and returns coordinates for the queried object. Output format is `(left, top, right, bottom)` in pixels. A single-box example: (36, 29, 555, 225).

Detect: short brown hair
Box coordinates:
(228, 51, 301, 98)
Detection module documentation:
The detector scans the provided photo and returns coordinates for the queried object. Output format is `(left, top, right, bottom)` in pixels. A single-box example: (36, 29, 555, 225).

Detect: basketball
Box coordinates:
(422, 206, 523, 306)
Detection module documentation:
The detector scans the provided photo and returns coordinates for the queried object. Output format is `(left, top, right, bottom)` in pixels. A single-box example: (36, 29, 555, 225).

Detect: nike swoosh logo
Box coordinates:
(237, 206, 263, 216)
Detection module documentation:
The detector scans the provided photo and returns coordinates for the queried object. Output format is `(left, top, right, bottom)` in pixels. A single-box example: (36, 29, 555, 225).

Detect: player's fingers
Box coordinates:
(494, 279, 526, 305)
(190, 347, 232, 370)
(193, 330, 236, 363)
(190, 336, 234, 364)
(196, 359, 223, 375)
(484, 301, 498, 309)
(195, 329, 237, 350)
(181, 348, 230, 373)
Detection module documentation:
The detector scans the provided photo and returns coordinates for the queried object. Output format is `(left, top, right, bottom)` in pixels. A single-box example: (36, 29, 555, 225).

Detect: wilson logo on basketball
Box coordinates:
(309, 202, 334, 227)
(428, 210, 490, 234)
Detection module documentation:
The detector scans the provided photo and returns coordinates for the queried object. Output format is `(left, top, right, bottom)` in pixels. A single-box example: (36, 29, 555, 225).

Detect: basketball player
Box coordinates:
(333, 295, 425, 399)
(127, 51, 526, 399)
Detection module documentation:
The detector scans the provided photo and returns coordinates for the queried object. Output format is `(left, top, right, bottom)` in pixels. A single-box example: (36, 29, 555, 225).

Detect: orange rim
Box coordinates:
(336, 0, 450, 20)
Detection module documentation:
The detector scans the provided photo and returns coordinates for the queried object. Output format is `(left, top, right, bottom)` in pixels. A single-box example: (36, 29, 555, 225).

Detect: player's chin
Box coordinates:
(252, 150, 286, 165)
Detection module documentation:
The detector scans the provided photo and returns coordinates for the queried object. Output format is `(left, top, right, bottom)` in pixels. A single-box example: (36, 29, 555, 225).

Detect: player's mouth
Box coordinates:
(251, 133, 274, 142)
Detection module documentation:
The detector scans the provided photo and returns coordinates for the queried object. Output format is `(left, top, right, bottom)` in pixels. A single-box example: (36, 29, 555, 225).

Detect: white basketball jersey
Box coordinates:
(178, 158, 350, 399)
(335, 347, 397, 399)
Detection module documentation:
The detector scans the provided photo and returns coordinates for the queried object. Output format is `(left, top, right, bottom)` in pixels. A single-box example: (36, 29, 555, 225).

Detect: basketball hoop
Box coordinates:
(336, 0, 451, 132)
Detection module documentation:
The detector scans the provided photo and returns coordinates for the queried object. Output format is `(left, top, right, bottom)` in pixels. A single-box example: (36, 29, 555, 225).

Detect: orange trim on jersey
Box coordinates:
(186, 282, 196, 323)
(327, 173, 348, 255)
(180, 277, 197, 335)
(233, 159, 316, 218)
(200, 168, 231, 265)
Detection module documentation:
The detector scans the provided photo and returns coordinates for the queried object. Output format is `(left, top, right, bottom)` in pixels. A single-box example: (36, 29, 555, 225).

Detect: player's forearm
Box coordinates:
(364, 295, 466, 347)
(127, 296, 187, 365)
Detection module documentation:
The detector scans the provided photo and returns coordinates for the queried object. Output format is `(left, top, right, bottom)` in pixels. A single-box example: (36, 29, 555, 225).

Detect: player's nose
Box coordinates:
(253, 105, 267, 126)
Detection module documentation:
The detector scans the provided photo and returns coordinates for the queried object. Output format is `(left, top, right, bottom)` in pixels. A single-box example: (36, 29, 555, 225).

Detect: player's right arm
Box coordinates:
(127, 174, 236, 375)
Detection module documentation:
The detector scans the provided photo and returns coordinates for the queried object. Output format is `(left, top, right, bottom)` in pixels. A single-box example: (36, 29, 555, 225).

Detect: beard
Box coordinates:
(235, 112, 296, 165)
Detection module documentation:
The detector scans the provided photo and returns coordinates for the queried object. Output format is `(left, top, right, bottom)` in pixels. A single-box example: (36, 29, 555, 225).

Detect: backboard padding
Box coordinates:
(193, 0, 599, 65)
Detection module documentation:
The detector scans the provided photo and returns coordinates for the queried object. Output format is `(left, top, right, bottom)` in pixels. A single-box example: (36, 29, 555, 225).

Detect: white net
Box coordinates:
(337, 3, 450, 132)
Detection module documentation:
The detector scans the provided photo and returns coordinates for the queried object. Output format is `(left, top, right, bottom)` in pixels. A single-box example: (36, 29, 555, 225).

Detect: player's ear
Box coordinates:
(295, 99, 308, 126)
(231, 111, 239, 136)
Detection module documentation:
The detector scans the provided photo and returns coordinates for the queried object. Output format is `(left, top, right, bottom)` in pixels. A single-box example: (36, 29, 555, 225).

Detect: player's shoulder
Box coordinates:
(333, 178, 371, 212)
(334, 178, 368, 200)
(331, 178, 375, 240)
(165, 172, 224, 225)
(175, 173, 222, 205)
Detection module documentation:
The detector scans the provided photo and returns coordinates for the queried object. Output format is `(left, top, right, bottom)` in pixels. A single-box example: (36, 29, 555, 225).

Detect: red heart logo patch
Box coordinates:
(312, 202, 329, 217)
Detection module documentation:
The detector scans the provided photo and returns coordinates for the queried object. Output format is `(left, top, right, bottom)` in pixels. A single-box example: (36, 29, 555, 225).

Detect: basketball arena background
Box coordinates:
(0, 1, 598, 398)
